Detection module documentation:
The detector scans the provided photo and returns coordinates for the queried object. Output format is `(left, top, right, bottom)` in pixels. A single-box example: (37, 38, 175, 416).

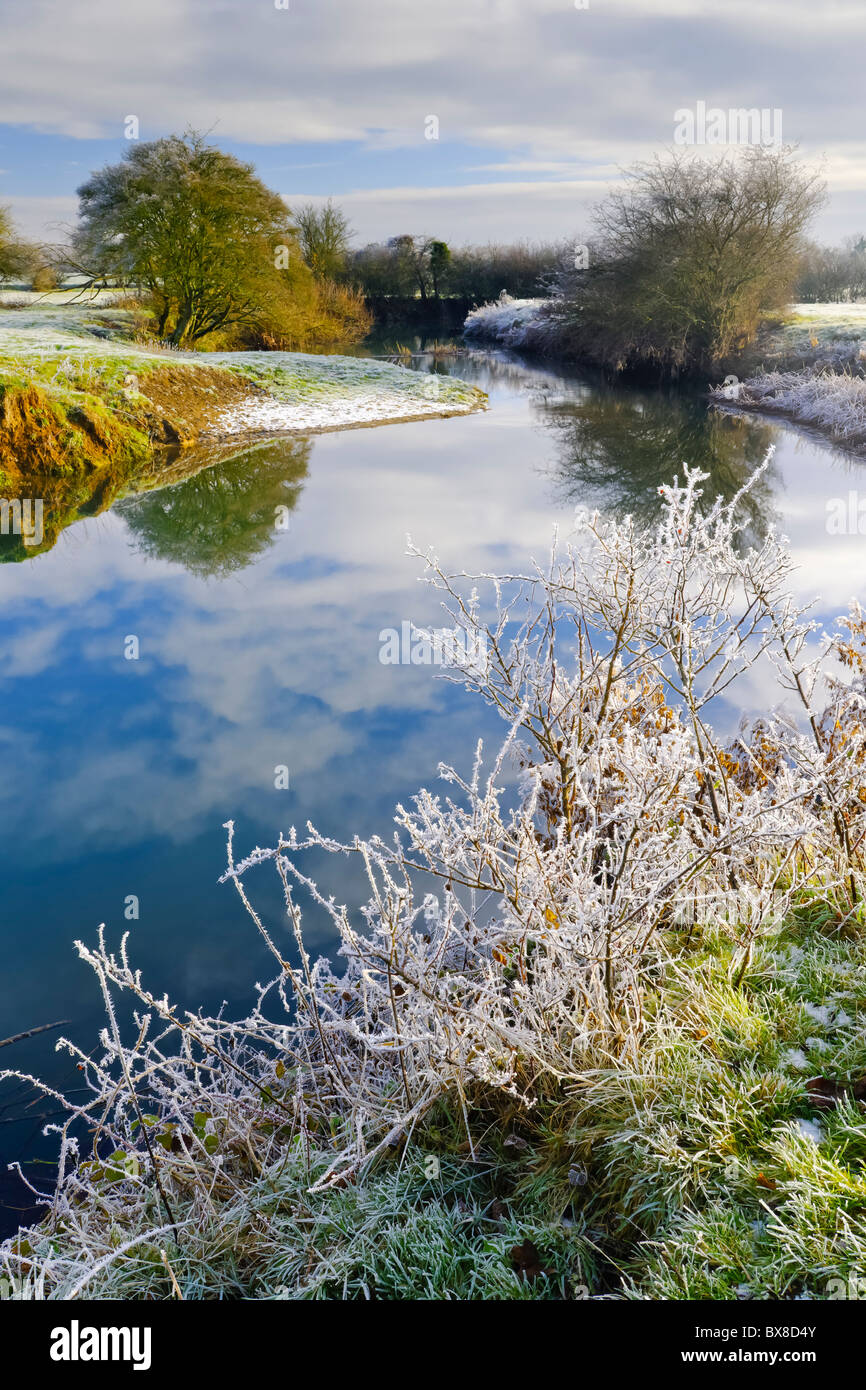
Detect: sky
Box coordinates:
(0, 0, 865, 248)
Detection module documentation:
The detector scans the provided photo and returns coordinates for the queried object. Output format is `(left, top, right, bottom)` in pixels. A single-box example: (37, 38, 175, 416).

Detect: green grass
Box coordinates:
(0, 303, 485, 411)
(7, 901, 866, 1300)
(578, 910, 866, 1299)
(752, 304, 866, 374)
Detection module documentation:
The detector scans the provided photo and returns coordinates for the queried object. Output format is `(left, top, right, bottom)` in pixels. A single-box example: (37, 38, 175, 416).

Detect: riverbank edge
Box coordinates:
(0, 330, 487, 557)
(464, 298, 866, 457)
(0, 343, 487, 480)
(709, 369, 866, 457)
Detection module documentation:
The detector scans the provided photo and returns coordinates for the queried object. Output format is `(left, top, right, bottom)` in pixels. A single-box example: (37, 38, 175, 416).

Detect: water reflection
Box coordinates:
(116, 438, 311, 578)
(1, 345, 863, 1221)
(411, 349, 781, 542)
(0, 456, 133, 563)
(535, 375, 779, 542)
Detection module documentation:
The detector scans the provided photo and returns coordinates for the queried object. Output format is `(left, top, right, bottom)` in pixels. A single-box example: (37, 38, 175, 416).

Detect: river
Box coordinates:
(0, 344, 863, 1228)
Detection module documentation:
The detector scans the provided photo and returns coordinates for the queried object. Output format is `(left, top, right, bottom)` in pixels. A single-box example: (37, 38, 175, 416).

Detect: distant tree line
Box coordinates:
(795, 237, 866, 302)
(352, 237, 561, 303)
(346, 236, 562, 303)
(290, 204, 563, 304)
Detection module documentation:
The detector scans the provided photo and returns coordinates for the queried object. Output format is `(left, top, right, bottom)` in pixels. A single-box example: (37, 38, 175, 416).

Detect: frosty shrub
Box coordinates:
(3, 451, 866, 1294)
(462, 295, 551, 352)
(712, 369, 866, 452)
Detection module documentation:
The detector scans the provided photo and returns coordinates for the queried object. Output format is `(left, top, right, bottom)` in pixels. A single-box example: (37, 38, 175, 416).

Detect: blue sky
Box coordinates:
(1, 0, 865, 246)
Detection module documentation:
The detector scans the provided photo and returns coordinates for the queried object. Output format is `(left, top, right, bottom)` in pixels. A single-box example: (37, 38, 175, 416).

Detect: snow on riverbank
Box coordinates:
(203, 349, 485, 433)
(712, 368, 866, 452)
(210, 384, 482, 435)
(0, 308, 487, 435)
(463, 297, 866, 374)
(463, 296, 549, 351)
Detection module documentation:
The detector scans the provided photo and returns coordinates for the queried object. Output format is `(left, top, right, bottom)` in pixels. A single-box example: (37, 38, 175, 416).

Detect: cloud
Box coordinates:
(289, 177, 612, 242)
(0, 0, 864, 150)
(463, 161, 597, 174)
(1, 0, 865, 238)
(2, 193, 77, 238)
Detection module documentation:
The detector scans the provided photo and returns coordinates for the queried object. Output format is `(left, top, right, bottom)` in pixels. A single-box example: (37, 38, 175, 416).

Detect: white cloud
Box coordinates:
(0, 0, 863, 150)
(289, 177, 611, 242)
(0, 0, 865, 239)
(3, 194, 77, 238)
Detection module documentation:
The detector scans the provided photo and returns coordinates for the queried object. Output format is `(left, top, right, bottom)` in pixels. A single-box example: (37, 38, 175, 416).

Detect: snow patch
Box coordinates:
(211, 388, 480, 436)
(782, 1048, 809, 1072)
(793, 1118, 823, 1145)
(804, 1002, 834, 1027)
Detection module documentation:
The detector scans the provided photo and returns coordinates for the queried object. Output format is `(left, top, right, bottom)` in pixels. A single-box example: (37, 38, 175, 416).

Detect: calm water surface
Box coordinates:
(1, 347, 864, 1215)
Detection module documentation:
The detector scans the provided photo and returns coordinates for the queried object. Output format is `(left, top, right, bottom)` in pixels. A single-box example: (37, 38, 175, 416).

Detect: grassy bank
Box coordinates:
(709, 305, 866, 454)
(753, 304, 866, 375)
(4, 904, 866, 1301)
(0, 300, 486, 558)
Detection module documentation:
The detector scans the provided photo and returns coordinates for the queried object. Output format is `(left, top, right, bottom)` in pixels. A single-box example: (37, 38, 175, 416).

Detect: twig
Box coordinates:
(0, 1021, 70, 1050)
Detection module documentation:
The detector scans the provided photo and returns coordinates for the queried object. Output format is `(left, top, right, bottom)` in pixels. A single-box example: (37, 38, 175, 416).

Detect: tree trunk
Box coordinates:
(170, 305, 195, 347)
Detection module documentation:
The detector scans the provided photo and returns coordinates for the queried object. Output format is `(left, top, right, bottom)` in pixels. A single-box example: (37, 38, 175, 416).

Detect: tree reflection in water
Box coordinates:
(116, 437, 311, 578)
(533, 374, 780, 548)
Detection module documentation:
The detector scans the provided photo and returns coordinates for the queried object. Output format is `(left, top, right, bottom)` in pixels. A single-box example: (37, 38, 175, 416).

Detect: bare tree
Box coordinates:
(294, 199, 353, 280)
(551, 148, 826, 375)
